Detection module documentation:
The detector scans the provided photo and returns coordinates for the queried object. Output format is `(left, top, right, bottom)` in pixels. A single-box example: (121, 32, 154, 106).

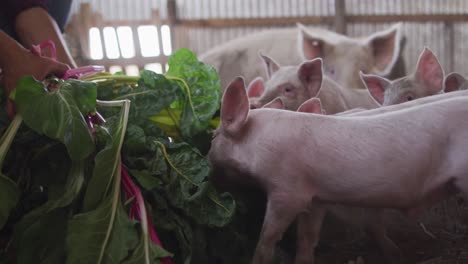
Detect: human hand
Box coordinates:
(1, 43, 70, 117)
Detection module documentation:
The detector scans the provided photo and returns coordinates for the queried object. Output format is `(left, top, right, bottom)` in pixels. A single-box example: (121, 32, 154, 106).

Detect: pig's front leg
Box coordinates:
(295, 205, 326, 264)
(252, 193, 307, 264)
(366, 209, 402, 264)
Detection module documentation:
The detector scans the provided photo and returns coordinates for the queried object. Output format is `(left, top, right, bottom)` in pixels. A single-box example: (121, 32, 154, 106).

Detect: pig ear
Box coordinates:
(298, 58, 323, 97)
(366, 23, 402, 75)
(221, 77, 250, 135)
(414, 47, 444, 94)
(360, 71, 391, 105)
(262, 97, 285, 109)
(444, 72, 466, 93)
(258, 51, 280, 79)
(297, 23, 331, 60)
(297, 98, 323, 114)
(247, 77, 265, 97)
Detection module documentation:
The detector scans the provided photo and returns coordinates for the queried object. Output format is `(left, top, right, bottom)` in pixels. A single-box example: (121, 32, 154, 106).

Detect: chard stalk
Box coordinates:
(94, 99, 131, 264)
(0, 115, 23, 168)
(97, 158, 122, 264)
(84, 75, 140, 83)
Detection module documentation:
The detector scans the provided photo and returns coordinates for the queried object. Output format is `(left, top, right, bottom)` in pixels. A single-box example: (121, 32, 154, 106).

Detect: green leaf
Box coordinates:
(65, 79, 98, 114)
(15, 208, 68, 264)
(122, 237, 172, 264)
(0, 114, 22, 230)
(0, 174, 19, 229)
(123, 125, 146, 155)
(66, 196, 139, 264)
(116, 71, 182, 123)
(14, 77, 95, 160)
(156, 141, 235, 227)
(146, 197, 194, 264)
(14, 160, 84, 230)
(130, 170, 162, 190)
(83, 100, 130, 212)
(166, 49, 222, 139)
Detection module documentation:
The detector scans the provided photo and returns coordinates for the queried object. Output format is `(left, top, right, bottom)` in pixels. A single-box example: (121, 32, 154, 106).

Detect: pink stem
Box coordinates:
(121, 166, 173, 264)
(63, 65, 105, 80)
(30, 40, 57, 60)
(39, 40, 57, 61)
(92, 111, 106, 125)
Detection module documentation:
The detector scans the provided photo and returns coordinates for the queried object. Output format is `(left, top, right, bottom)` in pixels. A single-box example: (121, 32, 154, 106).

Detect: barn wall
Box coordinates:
(68, 0, 468, 76)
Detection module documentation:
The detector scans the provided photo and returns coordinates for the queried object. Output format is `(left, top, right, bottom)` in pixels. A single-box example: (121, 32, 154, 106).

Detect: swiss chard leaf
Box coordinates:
(65, 79, 98, 114)
(66, 196, 139, 264)
(13, 160, 84, 230)
(0, 115, 22, 229)
(166, 49, 222, 139)
(123, 125, 147, 156)
(121, 235, 172, 264)
(156, 141, 235, 227)
(115, 71, 182, 124)
(15, 208, 68, 264)
(68, 100, 137, 264)
(14, 77, 95, 161)
(82, 100, 130, 212)
(130, 169, 162, 190)
(0, 174, 19, 229)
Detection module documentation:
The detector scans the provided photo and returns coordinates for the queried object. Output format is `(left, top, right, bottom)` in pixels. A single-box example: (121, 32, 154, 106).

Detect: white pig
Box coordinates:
(208, 77, 468, 264)
(360, 47, 445, 106)
(347, 88, 468, 117)
(444, 72, 468, 92)
(261, 97, 400, 263)
(248, 54, 378, 113)
(200, 23, 403, 89)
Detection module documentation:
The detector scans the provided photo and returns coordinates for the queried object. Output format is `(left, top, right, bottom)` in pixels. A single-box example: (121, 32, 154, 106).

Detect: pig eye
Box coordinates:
(283, 86, 294, 96)
(406, 95, 414, 101)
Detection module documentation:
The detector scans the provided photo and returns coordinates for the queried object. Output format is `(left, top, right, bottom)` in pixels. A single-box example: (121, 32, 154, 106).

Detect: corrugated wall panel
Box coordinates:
(69, 0, 468, 76)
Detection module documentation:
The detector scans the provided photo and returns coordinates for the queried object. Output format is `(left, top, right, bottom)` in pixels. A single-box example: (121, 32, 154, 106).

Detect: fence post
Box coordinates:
(77, 3, 93, 59)
(445, 22, 455, 73)
(334, 0, 347, 34)
(166, 0, 179, 51)
(167, 0, 177, 25)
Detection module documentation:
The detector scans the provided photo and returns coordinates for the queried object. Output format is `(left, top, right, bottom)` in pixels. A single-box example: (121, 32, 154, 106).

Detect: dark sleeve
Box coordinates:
(5, 0, 48, 20)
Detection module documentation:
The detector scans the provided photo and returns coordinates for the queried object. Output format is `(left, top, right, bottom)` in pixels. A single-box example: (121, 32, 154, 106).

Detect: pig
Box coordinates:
(444, 72, 468, 92)
(360, 47, 445, 106)
(200, 23, 403, 89)
(261, 96, 399, 263)
(347, 88, 468, 117)
(248, 54, 378, 113)
(208, 77, 468, 264)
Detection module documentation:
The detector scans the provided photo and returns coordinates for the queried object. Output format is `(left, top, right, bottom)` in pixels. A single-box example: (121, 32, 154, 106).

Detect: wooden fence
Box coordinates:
(66, 0, 468, 76)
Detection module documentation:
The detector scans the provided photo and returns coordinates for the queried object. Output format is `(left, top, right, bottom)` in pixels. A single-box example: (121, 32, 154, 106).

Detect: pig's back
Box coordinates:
(304, 98, 468, 207)
(199, 28, 302, 89)
(250, 99, 468, 207)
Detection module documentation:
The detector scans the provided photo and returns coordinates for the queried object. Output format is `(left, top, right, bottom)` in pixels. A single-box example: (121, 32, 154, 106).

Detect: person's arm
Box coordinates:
(14, 7, 77, 68)
(0, 30, 70, 117)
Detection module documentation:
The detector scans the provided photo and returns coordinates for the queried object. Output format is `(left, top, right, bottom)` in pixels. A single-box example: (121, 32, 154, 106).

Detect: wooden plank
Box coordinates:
(346, 14, 468, 23)
(172, 14, 468, 28)
(176, 16, 334, 28)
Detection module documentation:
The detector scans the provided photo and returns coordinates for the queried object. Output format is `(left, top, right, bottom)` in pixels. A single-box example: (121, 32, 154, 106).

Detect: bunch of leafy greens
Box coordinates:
(0, 49, 261, 264)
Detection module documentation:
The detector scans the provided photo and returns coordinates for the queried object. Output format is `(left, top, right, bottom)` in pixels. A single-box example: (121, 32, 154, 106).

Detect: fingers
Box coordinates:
(40, 56, 71, 79)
